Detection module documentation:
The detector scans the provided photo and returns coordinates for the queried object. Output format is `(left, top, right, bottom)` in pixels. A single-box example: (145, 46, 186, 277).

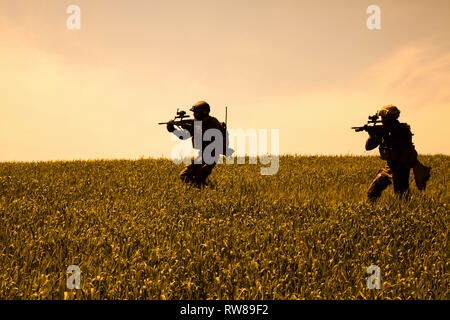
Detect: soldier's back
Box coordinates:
(382, 122, 413, 148)
(382, 121, 417, 165)
(202, 116, 223, 131)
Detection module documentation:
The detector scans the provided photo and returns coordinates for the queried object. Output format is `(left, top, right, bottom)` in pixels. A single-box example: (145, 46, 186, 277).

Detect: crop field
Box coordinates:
(0, 155, 448, 300)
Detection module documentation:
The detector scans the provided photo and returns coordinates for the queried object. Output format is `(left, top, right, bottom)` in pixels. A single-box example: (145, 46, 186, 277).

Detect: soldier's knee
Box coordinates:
(367, 173, 391, 200)
(179, 169, 190, 178)
(179, 174, 193, 183)
(179, 164, 196, 182)
(373, 172, 391, 188)
(367, 186, 382, 201)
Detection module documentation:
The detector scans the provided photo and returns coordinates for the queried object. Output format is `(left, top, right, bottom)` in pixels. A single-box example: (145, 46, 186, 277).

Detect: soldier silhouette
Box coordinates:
(166, 101, 232, 186)
(365, 105, 431, 201)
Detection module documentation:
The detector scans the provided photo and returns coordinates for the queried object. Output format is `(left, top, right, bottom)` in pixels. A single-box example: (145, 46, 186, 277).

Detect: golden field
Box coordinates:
(0, 155, 448, 299)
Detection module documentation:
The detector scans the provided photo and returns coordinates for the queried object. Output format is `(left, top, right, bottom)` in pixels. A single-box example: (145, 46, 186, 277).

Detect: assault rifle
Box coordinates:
(158, 109, 193, 126)
(352, 114, 386, 135)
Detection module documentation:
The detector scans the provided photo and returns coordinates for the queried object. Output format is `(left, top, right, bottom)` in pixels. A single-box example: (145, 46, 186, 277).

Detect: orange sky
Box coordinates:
(1, 0, 449, 161)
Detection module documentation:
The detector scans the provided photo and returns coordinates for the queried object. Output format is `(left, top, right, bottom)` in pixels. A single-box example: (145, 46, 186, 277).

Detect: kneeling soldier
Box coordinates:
(166, 101, 229, 186)
(365, 105, 431, 201)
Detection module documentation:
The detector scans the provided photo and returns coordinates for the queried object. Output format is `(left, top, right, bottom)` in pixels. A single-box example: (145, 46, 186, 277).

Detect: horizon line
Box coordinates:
(1, 153, 448, 164)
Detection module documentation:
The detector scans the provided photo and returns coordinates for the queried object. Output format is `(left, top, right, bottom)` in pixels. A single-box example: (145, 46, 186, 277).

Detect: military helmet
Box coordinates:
(190, 101, 210, 113)
(377, 105, 400, 120)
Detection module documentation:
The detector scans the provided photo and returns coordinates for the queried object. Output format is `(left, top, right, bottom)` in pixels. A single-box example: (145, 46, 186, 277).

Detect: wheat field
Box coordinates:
(0, 155, 448, 299)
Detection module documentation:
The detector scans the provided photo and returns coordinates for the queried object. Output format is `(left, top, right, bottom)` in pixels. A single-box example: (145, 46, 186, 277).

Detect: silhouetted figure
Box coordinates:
(365, 105, 431, 201)
(166, 101, 229, 186)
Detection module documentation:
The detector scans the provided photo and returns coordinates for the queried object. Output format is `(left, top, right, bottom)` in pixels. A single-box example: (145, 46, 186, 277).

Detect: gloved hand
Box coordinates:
(368, 129, 379, 139)
(166, 120, 175, 132)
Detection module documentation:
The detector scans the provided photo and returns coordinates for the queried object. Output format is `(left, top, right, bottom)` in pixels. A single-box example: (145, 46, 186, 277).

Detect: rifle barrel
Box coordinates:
(351, 126, 365, 132)
(158, 119, 193, 125)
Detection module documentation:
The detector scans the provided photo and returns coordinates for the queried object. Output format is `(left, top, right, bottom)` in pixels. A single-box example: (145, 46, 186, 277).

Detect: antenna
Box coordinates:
(225, 106, 228, 128)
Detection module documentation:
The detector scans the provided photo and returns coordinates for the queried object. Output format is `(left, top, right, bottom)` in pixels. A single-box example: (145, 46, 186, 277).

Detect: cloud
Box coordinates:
(360, 43, 450, 108)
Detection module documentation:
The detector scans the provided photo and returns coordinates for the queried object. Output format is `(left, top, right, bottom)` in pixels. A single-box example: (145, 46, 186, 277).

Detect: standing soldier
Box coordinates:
(365, 105, 431, 201)
(166, 101, 230, 186)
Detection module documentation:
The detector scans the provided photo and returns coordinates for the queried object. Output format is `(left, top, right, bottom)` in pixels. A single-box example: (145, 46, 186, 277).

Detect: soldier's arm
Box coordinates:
(167, 120, 194, 140)
(166, 120, 177, 133)
(365, 133, 381, 151)
(179, 122, 194, 136)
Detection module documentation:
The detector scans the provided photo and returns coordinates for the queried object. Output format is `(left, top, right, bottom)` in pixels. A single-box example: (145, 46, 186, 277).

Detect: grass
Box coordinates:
(0, 155, 448, 299)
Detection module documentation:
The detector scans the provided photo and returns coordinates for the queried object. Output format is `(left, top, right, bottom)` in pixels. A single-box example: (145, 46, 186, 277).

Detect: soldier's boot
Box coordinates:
(180, 174, 196, 185)
(180, 174, 195, 184)
(367, 173, 391, 202)
(413, 161, 431, 190)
